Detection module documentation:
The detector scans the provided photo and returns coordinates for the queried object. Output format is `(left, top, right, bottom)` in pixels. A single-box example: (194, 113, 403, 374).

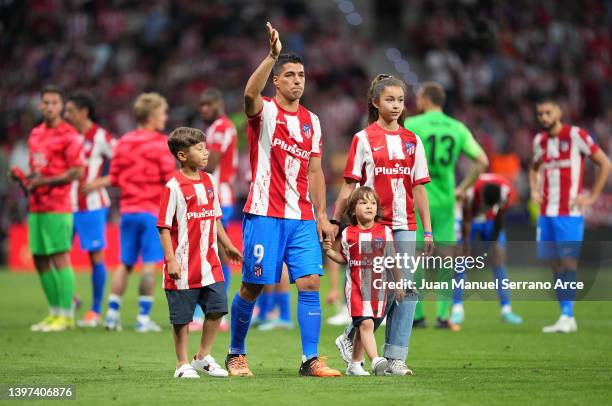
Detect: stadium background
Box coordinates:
(0, 1, 611, 404)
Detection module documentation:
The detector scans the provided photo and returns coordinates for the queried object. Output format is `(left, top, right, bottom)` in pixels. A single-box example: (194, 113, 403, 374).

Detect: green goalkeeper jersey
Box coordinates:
(404, 110, 483, 208)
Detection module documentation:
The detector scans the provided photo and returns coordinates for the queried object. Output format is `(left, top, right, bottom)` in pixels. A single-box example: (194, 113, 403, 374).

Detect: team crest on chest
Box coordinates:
(404, 142, 415, 156)
(207, 187, 214, 199)
(302, 124, 312, 139)
(560, 141, 569, 152)
(374, 237, 384, 250)
(83, 140, 93, 152)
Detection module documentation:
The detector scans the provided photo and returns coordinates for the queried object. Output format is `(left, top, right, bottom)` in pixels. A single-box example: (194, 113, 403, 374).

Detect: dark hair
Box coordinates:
(67, 92, 96, 120)
(482, 184, 501, 207)
(167, 127, 205, 159)
(536, 95, 558, 106)
(419, 82, 446, 107)
(41, 85, 64, 99)
(272, 52, 304, 75)
(367, 74, 407, 125)
(342, 186, 383, 226)
(200, 88, 223, 104)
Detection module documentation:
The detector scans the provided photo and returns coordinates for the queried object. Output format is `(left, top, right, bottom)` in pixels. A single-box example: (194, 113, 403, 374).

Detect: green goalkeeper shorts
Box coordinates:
(416, 204, 457, 243)
(28, 212, 73, 256)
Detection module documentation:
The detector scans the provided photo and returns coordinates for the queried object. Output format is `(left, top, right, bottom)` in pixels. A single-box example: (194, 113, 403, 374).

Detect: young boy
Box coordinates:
(158, 127, 243, 379)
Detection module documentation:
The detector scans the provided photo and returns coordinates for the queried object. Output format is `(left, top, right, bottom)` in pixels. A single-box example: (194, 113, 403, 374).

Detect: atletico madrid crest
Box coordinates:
(302, 124, 312, 139)
(374, 237, 384, 250)
(207, 187, 214, 199)
(404, 142, 415, 156)
(560, 141, 569, 152)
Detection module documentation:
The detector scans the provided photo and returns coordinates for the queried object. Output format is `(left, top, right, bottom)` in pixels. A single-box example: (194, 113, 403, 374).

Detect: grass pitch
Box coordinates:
(0, 271, 611, 405)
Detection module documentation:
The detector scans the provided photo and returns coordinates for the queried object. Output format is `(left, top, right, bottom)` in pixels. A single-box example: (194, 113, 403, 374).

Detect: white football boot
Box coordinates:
(542, 315, 577, 333)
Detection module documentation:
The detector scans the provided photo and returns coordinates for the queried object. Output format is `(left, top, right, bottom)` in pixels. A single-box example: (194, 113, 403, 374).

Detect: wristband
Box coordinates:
(423, 231, 433, 238)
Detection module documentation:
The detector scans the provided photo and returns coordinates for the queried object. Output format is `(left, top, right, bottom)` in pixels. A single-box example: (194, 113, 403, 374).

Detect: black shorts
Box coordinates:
(165, 282, 228, 325)
(352, 316, 385, 332)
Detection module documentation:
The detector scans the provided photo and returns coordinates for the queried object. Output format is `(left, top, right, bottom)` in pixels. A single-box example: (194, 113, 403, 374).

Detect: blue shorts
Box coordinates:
(470, 220, 507, 247)
(537, 216, 584, 260)
(74, 208, 108, 252)
(120, 212, 164, 266)
(221, 205, 234, 229)
(241, 214, 323, 285)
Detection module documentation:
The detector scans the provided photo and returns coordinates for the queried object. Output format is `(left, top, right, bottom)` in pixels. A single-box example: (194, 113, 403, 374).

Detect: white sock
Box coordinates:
(500, 304, 512, 315)
(50, 307, 60, 317)
(60, 308, 73, 318)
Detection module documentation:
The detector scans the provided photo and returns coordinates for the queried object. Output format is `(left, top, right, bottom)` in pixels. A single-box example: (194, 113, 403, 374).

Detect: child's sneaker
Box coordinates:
(335, 334, 353, 364)
(174, 364, 200, 379)
(191, 355, 229, 378)
(371, 356, 389, 376)
(346, 362, 369, 376)
(77, 310, 101, 327)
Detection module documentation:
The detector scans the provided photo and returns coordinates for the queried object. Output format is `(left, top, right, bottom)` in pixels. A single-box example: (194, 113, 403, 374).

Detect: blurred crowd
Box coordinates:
(0, 0, 371, 228)
(1, 0, 611, 264)
(403, 0, 612, 204)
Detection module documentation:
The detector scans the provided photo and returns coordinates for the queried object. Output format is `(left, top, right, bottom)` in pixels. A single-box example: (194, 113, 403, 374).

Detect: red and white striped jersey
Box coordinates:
(341, 223, 393, 318)
(533, 125, 599, 217)
(71, 123, 115, 212)
(244, 97, 322, 220)
(344, 123, 430, 231)
(206, 114, 237, 207)
(157, 171, 224, 290)
(465, 173, 514, 221)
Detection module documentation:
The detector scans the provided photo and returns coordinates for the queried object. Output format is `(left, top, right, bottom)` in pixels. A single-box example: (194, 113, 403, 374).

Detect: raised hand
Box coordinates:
(266, 22, 282, 58)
